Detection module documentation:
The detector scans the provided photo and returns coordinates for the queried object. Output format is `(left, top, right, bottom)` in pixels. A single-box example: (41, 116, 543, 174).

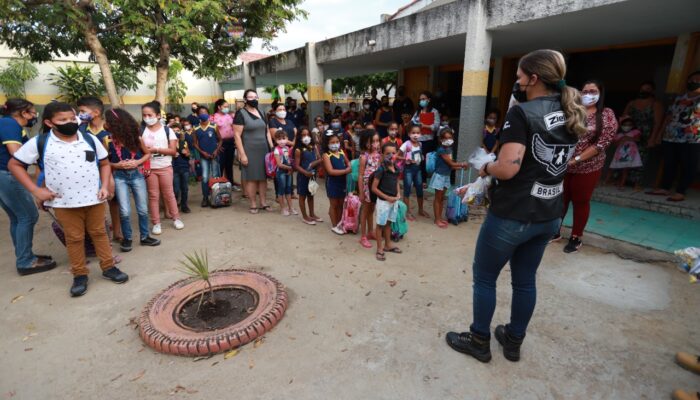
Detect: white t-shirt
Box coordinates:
(400, 140, 422, 164)
(14, 130, 108, 208)
(142, 125, 177, 169)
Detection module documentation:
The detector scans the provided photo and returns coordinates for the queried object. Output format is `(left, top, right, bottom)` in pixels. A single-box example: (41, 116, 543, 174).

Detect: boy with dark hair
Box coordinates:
(77, 96, 122, 241)
(171, 123, 193, 213)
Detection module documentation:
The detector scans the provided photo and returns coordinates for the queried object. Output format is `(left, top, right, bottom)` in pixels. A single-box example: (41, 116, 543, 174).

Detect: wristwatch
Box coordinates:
(574, 155, 581, 163)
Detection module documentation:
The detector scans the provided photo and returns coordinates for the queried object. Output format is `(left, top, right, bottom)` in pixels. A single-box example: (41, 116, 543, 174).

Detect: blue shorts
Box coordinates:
(275, 170, 293, 196)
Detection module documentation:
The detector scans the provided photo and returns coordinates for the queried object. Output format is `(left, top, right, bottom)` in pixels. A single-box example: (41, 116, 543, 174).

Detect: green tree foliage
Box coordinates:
(0, 57, 38, 98)
(48, 63, 103, 104)
(151, 60, 187, 113)
(102, 64, 143, 95)
(333, 72, 398, 98)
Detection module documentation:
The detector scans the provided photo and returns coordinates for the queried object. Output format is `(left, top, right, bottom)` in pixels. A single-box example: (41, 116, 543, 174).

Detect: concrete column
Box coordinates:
(397, 69, 405, 86)
(278, 84, 286, 102)
(456, 0, 492, 166)
(666, 33, 692, 96)
(324, 79, 333, 101)
(305, 42, 326, 121)
(242, 62, 256, 91)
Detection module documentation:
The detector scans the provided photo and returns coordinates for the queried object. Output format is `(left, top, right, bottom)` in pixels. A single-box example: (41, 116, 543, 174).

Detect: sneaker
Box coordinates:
(181, 205, 192, 214)
(232, 185, 242, 192)
(140, 236, 161, 247)
(70, 275, 89, 297)
(152, 224, 162, 235)
(676, 352, 700, 375)
(291, 208, 299, 215)
(331, 225, 345, 235)
(120, 239, 133, 252)
(201, 199, 209, 208)
(549, 232, 562, 243)
(563, 236, 582, 253)
(102, 266, 129, 283)
(173, 219, 185, 230)
(445, 331, 492, 363)
(17, 258, 57, 276)
(495, 325, 524, 362)
(360, 236, 372, 248)
(282, 209, 290, 216)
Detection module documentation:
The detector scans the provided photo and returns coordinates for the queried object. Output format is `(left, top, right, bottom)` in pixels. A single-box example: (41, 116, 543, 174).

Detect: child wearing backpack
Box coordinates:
(192, 106, 222, 208)
(322, 131, 351, 234)
(429, 128, 468, 228)
(9, 102, 129, 297)
(398, 124, 429, 221)
(357, 129, 382, 248)
(294, 127, 323, 225)
(371, 142, 403, 261)
(273, 129, 297, 216)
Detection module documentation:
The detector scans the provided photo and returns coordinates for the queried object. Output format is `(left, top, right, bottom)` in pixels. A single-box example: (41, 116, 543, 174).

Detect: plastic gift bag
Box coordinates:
(468, 148, 497, 171)
(674, 247, 700, 283)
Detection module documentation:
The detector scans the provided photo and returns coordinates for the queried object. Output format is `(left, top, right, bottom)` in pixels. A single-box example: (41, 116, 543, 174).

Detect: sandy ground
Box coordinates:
(0, 179, 698, 400)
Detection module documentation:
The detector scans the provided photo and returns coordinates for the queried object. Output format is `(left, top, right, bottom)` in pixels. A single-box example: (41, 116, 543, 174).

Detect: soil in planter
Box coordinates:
(178, 287, 258, 331)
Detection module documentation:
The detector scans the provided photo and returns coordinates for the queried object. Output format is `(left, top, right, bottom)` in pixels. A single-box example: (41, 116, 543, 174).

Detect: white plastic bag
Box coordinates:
(468, 148, 497, 171)
(674, 247, 700, 283)
(463, 176, 492, 205)
(307, 177, 319, 196)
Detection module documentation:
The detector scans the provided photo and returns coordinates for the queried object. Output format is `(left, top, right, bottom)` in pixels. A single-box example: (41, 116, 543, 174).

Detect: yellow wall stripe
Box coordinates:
(461, 70, 490, 97)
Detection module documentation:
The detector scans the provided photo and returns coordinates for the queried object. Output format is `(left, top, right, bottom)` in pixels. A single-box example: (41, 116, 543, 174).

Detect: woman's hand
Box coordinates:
(240, 154, 249, 167)
(479, 163, 489, 178)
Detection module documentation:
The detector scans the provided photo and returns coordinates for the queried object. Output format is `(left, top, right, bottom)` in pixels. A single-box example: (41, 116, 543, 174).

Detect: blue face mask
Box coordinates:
(419, 99, 429, 108)
(78, 112, 93, 122)
(198, 114, 209, 122)
(331, 122, 341, 129)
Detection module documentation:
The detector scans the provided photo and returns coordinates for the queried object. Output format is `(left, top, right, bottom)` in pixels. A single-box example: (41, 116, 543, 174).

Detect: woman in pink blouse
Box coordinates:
(555, 79, 617, 253)
(211, 99, 238, 187)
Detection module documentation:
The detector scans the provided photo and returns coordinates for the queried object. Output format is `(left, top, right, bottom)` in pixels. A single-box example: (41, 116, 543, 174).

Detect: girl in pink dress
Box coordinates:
(607, 116, 643, 188)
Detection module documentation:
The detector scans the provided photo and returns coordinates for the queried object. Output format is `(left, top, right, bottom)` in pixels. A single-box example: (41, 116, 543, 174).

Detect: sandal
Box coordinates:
(360, 236, 373, 248)
(312, 216, 324, 223)
(375, 251, 386, 261)
(249, 207, 259, 214)
(385, 247, 402, 254)
(406, 214, 416, 222)
(302, 218, 316, 225)
(260, 205, 272, 212)
(645, 189, 669, 196)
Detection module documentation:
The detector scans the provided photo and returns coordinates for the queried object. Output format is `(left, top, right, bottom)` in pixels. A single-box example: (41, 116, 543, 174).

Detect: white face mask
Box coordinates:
(277, 139, 287, 146)
(410, 134, 420, 141)
(363, 104, 370, 110)
(276, 111, 287, 119)
(144, 117, 159, 126)
(302, 136, 312, 145)
(486, 118, 497, 126)
(442, 139, 454, 147)
(621, 125, 633, 133)
(184, 125, 192, 131)
(329, 143, 340, 152)
(388, 130, 398, 137)
(581, 94, 600, 106)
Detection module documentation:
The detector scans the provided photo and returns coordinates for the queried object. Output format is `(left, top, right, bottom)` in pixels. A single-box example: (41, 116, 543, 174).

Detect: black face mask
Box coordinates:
(53, 122, 79, 136)
(687, 82, 700, 92)
(512, 82, 528, 103)
(191, 107, 198, 113)
(25, 116, 37, 128)
(637, 91, 653, 99)
(246, 99, 259, 108)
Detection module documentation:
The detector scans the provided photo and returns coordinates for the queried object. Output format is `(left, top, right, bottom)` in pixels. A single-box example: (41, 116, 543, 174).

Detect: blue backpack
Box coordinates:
(446, 170, 469, 225)
(36, 130, 98, 186)
(425, 151, 437, 175)
(391, 201, 408, 241)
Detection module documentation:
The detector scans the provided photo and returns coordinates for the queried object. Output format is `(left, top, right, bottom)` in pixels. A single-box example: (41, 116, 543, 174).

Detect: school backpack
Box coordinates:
(346, 158, 359, 194)
(425, 151, 437, 175)
(391, 201, 408, 242)
(209, 180, 233, 208)
(340, 192, 361, 234)
(264, 151, 277, 178)
(446, 171, 469, 225)
(36, 130, 98, 186)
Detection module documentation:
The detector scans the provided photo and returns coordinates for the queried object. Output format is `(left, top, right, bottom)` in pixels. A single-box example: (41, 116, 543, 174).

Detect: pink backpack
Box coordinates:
(340, 193, 361, 233)
(265, 152, 277, 178)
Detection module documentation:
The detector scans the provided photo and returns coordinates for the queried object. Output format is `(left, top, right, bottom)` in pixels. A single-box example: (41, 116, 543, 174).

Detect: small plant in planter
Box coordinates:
(178, 249, 215, 316)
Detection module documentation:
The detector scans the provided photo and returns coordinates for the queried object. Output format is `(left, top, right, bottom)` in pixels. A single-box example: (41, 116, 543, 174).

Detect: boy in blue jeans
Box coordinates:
(192, 106, 222, 207)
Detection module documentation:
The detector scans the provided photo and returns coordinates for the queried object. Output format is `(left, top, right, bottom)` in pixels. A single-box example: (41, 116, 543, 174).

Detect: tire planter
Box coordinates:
(139, 269, 287, 357)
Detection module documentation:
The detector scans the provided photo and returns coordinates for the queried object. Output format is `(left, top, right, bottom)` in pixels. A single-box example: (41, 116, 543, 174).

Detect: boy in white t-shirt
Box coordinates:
(9, 102, 128, 297)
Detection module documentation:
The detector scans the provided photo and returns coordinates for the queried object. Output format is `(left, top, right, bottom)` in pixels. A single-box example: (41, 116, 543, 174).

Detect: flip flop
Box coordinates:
(645, 190, 668, 196)
(260, 205, 272, 212)
(249, 207, 259, 214)
(667, 196, 685, 202)
(385, 247, 402, 254)
(376, 252, 386, 261)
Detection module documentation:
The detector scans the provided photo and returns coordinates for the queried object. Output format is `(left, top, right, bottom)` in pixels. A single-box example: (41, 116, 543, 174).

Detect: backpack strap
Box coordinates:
(36, 131, 49, 172)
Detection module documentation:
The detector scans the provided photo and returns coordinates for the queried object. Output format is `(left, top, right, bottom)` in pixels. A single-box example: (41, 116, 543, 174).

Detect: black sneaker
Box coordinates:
(181, 204, 192, 213)
(17, 258, 57, 276)
(70, 275, 88, 297)
(140, 236, 161, 247)
(563, 236, 582, 253)
(549, 232, 562, 243)
(102, 267, 129, 284)
(120, 239, 133, 252)
(445, 331, 492, 363)
(495, 325, 524, 362)
(201, 199, 209, 208)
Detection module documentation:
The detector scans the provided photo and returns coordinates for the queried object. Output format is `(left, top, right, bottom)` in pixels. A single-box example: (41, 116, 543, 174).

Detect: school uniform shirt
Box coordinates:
(194, 123, 218, 154)
(108, 141, 144, 164)
(374, 165, 399, 197)
(14, 130, 108, 208)
(434, 146, 452, 175)
(142, 125, 178, 169)
(399, 141, 422, 164)
(81, 123, 111, 150)
(173, 132, 194, 171)
(187, 113, 200, 128)
(483, 126, 499, 152)
(0, 116, 28, 171)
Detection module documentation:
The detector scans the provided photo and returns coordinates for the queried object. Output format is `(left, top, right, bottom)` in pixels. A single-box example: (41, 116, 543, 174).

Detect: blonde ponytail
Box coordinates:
(518, 49, 588, 137)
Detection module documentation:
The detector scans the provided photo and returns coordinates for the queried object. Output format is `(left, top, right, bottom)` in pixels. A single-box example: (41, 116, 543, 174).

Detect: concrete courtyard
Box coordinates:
(0, 186, 698, 399)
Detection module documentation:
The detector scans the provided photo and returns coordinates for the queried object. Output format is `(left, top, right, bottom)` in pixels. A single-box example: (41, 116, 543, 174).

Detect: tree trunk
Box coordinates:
(72, 0, 122, 107)
(300, 91, 308, 103)
(154, 34, 170, 109)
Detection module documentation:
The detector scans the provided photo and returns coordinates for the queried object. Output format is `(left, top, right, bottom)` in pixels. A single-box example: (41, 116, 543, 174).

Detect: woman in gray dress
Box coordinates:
(234, 89, 274, 213)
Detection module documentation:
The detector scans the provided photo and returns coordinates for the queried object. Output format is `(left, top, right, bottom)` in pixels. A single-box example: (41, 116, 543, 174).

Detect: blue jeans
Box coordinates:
(200, 158, 220, 198)
(470, 211, 560, 339)
(173, 168, 189, 207)
(113, 169, 149, 241)
(275, 169, 293, 196)
(0, 170, 39, 270)
(403, 163, 423, 198)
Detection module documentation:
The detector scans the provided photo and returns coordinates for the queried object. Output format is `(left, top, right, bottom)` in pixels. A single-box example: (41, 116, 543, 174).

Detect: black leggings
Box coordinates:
(220, 139, 236, 184)
(661, 142, 699, 195)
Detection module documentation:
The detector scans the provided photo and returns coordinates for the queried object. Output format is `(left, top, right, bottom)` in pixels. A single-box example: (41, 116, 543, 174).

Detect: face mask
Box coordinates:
(637, 91, 653, 99)
(246, 99, 259, 108)
(78, 112, 93, 122)
(581, 94, 600, 106)
(276, 111, 287, 119)
(198, 114, 209, 122)
(382, 102, 389, 107)
(372, 142, 380, 151)
(302, 136, 312, 145)
(442, 139, 454, 147)
(621, 125, 633, 132)
(363, 104, 370, 110)
(144, 117, 159, 126)
(221, 107, 230, 114)
(410, 133, 420, 141)
(486, 118, 497, 126)
(419, 99, 429, 108)
(184, 125, 192, 131)
(329, 143, 340, 152)
(384, 154, 394, 164)
(25, 116, 37, 128)
(53, 121, 79, 136)
(350, 107, 356, 112)
(277, 139, 287, 146)
(687, 82, 700, 92)
(512, 82, 529, 103)
(331, 122, 341, 129)
(388, 130, 397, 137)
